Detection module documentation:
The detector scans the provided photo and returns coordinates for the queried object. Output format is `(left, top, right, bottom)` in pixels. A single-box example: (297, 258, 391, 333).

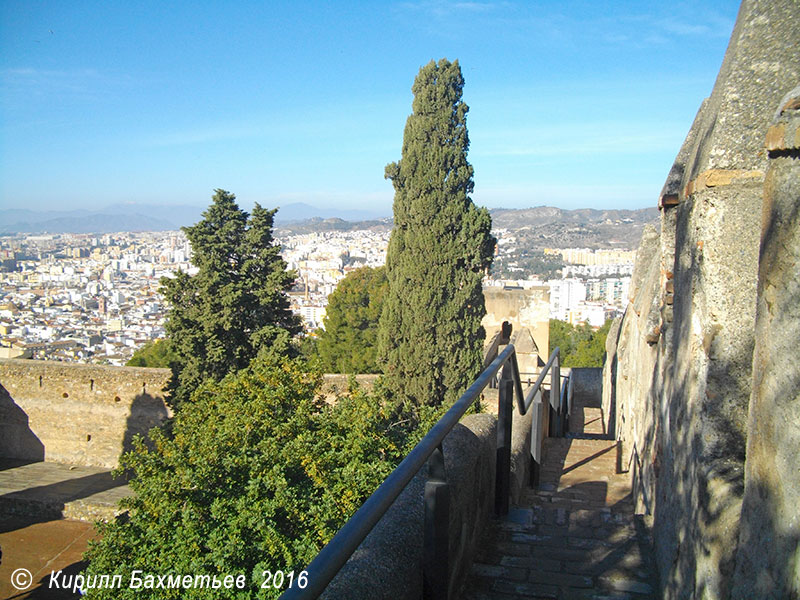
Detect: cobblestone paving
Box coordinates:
(460, 400, 659, 599)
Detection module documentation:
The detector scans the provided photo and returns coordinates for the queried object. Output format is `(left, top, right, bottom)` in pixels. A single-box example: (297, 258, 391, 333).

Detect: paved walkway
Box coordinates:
(0, 460, 130, 599)
(461, 391, 658, 599)
(0, 460, 130, 522)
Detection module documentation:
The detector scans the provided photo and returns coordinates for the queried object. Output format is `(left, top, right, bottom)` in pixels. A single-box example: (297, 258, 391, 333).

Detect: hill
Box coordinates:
(490, 206, 659, 249)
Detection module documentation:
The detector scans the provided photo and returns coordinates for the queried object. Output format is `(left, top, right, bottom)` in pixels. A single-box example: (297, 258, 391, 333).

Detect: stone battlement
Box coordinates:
(0, 359, 172, 468)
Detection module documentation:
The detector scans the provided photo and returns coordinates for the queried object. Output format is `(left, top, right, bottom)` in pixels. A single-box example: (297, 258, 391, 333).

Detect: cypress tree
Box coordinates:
(378, 59, 495, 411)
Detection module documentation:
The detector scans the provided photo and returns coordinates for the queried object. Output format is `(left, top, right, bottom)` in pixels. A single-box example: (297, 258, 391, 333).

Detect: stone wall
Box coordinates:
(603, 1, 800, 598)
(483, 286, 550, 372)
(732, 85, 800, 599)
(323, 404, 534, 599)
(0, 359, 172, 468)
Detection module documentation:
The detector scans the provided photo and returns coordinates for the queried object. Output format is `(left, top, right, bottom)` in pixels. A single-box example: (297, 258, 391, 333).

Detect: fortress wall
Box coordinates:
(732, 86, 800, 598)
(0, 359, 172, 469)
(483, 286, 550, 374)
(604, 1, 800, 597)
(0, 358, 380, 469)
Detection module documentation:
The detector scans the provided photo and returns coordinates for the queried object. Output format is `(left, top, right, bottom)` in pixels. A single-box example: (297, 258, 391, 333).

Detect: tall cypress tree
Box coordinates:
(162, 189, 300, 406)
(378, 59, 495, 411)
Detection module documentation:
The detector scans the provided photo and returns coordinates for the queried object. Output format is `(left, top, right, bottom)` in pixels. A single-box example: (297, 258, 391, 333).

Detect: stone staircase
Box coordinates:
(460, 386, 658, 599)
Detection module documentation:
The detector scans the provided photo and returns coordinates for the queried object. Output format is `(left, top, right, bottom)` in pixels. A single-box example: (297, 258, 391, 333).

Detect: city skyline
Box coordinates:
(1, 1, 740, 214)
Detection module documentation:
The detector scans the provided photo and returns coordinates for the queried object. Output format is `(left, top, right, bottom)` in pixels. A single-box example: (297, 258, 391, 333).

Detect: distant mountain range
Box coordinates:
(491, 206, 660, 249)
(278, 205, 659, 250)
(0, 203, 390, 234)
(0, 203, 658, 249)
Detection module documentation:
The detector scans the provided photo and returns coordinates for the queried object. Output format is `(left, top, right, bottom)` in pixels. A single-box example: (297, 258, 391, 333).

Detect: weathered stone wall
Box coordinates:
(732, 86, 800, 599)
(604, 1, 800, 598)
(0, 359, 171, 468)
(483, 286, 550, 371)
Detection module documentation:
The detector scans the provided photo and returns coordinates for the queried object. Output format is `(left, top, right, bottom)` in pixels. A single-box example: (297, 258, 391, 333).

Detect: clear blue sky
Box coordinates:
(0, 1, 741, 215)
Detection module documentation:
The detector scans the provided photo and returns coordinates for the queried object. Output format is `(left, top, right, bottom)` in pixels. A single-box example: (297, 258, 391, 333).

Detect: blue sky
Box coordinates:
(0, 1, 740, 215)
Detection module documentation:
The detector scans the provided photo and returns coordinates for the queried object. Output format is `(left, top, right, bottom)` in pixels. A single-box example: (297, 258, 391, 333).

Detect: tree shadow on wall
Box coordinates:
(0, 384, 45, 468)
(120, 392, 170, 458)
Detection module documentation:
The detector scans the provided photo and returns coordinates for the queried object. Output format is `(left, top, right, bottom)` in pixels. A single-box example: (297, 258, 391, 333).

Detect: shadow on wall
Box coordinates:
(0, 383, 44, 464)
(650, 257, 749, 600)
(121, 392, 171, 458)
(735, 480, 800, 597)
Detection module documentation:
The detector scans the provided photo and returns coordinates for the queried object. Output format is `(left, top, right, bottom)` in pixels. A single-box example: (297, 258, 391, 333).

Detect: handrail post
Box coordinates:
(495, 359, 514, 516)
(530, 390, 544, 488)
(553, 353, 561, 437)
(563, 375, 572, 434)
(424, 445, 450, 600)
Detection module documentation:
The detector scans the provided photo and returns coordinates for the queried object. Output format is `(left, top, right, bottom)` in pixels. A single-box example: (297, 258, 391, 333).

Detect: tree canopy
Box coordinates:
(317, 266, 388, 374)
(549, 318, 612, 367)
(378, 59, 495, 412)
(84, 356, 402, 599)
(126, 339, 175, 368)
(161, 190, 300, 406)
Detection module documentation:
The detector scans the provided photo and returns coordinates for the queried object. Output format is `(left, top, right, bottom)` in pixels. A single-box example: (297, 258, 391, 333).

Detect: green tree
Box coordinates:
(549, 318, 612, 367)
(126, 339, 175, 368)
(161, 190, 300, 407)
(84, 356, 402, 599)
(378, 59, 495, 412)
(317, 266, 388, 374)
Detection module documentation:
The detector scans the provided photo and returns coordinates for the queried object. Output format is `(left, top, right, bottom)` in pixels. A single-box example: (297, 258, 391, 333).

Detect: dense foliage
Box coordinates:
(126, 339, 175, 368)
(161, 190, 300, 406)
(317, 266, 388, 374)
(84, 357, 403, 599)
(492, 250, 564, 280)
(549, 318, 613, 367)
(378, 58, 495, 412)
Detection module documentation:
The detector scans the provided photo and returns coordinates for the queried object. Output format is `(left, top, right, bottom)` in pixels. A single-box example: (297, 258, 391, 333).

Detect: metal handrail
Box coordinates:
(281, 325, 569, 600)
(522, 347, 560, 414)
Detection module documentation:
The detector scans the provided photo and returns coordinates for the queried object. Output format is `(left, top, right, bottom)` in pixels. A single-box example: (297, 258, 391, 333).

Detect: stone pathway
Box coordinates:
(0, 459, 130, 522)
(461, 390, 658, 599)
(0, 460, 130, 598)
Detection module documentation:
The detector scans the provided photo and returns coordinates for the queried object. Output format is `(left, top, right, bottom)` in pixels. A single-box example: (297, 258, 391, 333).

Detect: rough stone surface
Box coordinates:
(604, 2, 800, 598)
(510, 396, 534, 505)
(732, 89, 800, 599)
(0, 359, 171, 468)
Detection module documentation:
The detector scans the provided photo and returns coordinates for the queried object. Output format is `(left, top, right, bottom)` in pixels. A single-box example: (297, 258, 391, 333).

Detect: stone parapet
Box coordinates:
(322, 407, 534, 599)
(0, 358, 171, 468)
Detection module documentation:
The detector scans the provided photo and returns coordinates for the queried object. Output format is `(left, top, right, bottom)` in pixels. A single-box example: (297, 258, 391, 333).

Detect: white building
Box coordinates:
(548, 278, 587, 321)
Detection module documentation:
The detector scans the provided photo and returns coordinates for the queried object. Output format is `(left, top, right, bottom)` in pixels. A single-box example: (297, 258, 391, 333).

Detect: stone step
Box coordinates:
(461, 413, 658, 599)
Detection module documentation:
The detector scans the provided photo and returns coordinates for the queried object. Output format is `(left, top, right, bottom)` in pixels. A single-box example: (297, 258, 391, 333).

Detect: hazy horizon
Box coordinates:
(1, 1, 740, 213)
